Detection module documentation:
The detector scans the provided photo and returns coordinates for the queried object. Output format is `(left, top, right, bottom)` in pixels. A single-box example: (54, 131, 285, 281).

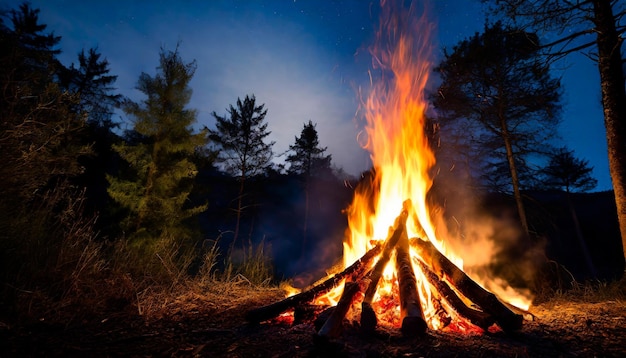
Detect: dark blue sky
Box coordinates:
(23, 0, 611, 191)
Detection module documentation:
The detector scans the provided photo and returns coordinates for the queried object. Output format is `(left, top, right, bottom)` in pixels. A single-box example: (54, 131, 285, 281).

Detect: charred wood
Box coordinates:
(417, 260, 495, 330)
(294, 304, 328, 326)
(395, 232, 427, 336)
(245, 243, 382, 323)
(316, 281, 361, 339)
(412, 238, 523, 332)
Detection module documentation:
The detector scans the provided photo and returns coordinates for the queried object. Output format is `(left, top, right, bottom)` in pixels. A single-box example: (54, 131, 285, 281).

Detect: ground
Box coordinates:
(2, 283, 626, 357)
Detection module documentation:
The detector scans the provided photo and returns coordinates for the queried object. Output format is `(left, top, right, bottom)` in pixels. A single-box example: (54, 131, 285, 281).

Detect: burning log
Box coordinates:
(417, 260, 495, 330)
(245, 243, 382, 324)
(395, 232, 428, 336)
(411, 238, 523, 332)
(360, 207, 409, 333)
(316, 280, 362, 339)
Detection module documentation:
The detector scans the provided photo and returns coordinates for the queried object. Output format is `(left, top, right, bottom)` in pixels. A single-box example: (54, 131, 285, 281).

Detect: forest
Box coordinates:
(1, 1, 625, 357)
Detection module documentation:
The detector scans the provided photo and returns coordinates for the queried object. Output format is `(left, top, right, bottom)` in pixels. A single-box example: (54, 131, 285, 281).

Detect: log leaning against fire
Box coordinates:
(417, 260, 495, 330)
(411, 238, 523, 332)
(395, 231, 428, 336)
(316, 280, 364, 338)
(360, 208, 409, 334)
(245, 242, 382, 324)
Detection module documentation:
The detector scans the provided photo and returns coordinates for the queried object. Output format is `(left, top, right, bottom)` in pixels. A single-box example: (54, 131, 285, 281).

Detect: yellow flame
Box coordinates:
(310, 0, 533, 328)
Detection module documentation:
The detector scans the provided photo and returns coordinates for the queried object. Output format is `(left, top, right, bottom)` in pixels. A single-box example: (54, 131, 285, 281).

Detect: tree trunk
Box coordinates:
(502, 118, 530, 239)
(233, 174, 245, 247)
(301, 177, 309, 260)
(592, 0, 626, 273)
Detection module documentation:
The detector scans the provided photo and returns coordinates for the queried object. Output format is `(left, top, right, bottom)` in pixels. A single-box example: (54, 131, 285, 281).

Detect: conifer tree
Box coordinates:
(540, 147, 598, 277)
(286, 120, 332, 178)
(208, 95, 274, 245)
(107, 47, 207, 249)
(286, 120, 332, 257)
(433, 22, 562, 238)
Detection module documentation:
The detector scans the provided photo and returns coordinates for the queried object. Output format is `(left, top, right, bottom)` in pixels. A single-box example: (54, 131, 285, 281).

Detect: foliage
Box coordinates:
(433, 21, 562, 236)
(107, 47, 208, 251)
(286, 120, 332, 178)
(208, 95, 275, 179)
(58, 47, 122, 125)
(207, 95, 275, 244)
(540, 147, 598, 193)
(484, 0, 626, 278)
(433, 21, 562, 190)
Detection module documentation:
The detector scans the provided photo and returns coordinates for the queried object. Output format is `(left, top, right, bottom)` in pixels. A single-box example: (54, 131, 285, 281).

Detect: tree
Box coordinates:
(286, 120, 332, 257)
(57, 47, 122, 220)
(540, 147, 599, 277)
(541, 147, 598, 194)
(207, 95, 275, 245)
(0, 2, 92, 289)
(432, 22, 562, 238)
(107, 47, 207, 250)
(286, 120, 332, 177)
(484, 0, 626, 274)
(0, 2, 88, 205)
(59, 47, 121, 125)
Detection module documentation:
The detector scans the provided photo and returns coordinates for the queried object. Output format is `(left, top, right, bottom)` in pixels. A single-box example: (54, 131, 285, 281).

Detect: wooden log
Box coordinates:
(417, 260, 495, 330)
(245, 243, 382, 323)
(360, 207, 409, 333)
(395, 232, 428, 336)
(411, 238, 523, 332)
(316, 281, 361, 338)
(294, 304, 328, 325)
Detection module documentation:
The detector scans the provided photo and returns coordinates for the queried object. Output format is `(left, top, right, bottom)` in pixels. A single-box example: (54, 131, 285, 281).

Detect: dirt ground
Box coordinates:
(2, 285, 626, 357)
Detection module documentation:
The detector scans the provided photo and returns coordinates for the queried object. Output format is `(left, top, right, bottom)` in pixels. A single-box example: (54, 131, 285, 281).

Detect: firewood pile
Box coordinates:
(245, 201, 523, 339)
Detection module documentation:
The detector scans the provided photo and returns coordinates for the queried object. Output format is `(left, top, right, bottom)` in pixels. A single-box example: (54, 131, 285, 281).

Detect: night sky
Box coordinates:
(23, 0, 611, 191)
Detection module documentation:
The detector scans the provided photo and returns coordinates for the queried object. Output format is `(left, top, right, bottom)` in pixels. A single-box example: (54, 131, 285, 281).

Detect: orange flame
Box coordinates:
(296, 0, 533, 330)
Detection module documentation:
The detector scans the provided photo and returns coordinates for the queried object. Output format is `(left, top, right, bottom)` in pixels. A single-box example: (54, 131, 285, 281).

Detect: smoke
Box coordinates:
(428, 163, 546, 304)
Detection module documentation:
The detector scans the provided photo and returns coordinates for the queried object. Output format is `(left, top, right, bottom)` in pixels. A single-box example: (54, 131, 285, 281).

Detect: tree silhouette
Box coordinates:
(59, 47, 121, 125)
(208, 95, 275, 246)
(484, 0, 626, 275)
(286, 120, 332, 177)
(433, 22, 562, 238)
(541, 147, 598, 277)
(107, 47, 207, 250)
(541, 147, 598, 194)
(286, 120, 332, 257)
(0, 2, 92, 289)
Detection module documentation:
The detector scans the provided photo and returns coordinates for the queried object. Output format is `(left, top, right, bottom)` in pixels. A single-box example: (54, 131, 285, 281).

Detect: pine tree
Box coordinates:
(541, 147, 598, 194)
(59, 47, 122, 125)
(107, 47, 207, 249)
(433, 22, 562, 238)
(484, 0, 626, 278)
(286, 120, 332, 257)
(0, 2, 88, 204)
(208, 95, 275, 245)
(286, 120, 332, 178)
(0, 2, 92, 287)
(540, 147, 598, 277)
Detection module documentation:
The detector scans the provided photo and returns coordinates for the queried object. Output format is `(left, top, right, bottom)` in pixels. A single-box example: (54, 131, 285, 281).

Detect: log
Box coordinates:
(245, 243, 382, 323)
(316, 280, 361, 338)
(360, 207, 409, 333)
(411, 238, 523, 332)
(294, 304, 327, 325)
(417, 260, 495, 330)
(395, 232, 427, 336)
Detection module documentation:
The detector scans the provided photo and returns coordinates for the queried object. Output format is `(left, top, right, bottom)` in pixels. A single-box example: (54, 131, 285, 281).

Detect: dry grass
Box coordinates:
(544, 276, 626, 304)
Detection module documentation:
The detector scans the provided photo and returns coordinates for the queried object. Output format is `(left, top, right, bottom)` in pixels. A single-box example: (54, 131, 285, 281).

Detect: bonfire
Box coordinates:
(246, 1, 532, 339)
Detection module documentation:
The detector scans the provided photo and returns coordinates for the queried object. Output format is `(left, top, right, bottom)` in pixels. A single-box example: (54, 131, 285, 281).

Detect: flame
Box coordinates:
(287, 0, 533, 331)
